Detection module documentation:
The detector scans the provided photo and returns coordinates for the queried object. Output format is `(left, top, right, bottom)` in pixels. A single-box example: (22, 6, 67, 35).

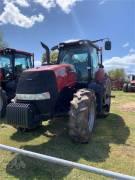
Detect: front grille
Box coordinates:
(17, 70, 57, 95)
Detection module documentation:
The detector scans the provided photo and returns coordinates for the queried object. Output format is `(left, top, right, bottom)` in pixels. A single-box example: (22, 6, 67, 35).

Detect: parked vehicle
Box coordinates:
(5, 39, 111, 143)
(0, 48, 34, 117)
(111, 78, 124, 90)
(123, 74, 135, 92)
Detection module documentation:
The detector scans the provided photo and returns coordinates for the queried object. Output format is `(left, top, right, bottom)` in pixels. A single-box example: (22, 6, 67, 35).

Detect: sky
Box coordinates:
(0, 0, 135, 74)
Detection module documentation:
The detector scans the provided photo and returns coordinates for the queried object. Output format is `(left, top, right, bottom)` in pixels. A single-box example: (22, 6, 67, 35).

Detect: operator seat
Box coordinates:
(15, 64, 23, 77)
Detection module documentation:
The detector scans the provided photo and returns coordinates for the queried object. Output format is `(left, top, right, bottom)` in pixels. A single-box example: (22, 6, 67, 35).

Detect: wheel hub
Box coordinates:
(88, 102, 95, 132)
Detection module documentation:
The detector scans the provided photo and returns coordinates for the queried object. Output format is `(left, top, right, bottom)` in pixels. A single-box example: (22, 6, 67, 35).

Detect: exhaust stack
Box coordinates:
(41, 42, 50, 64)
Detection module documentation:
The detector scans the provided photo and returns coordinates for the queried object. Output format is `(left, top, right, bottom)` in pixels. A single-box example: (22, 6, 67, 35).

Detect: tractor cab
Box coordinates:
(42, 39, 111, 84)
(0, 48, 34, 82)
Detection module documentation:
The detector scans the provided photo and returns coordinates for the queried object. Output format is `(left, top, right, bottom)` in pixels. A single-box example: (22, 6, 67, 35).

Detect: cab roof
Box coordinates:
(51, 39, 100, 51)
(0, 48, 33, 56)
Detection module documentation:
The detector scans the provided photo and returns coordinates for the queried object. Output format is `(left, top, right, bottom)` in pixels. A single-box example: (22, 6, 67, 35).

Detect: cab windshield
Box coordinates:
(58, 46, 89, 82)
(58, 46, 89, 65)
(0, 55, 11, 70)
(0, 53, 32, 70)
(14, 53, 32, 71)
(0, 53, 33, 78)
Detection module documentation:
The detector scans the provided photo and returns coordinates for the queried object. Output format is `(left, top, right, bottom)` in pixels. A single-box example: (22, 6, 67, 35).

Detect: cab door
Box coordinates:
(90, 47, 99, 80)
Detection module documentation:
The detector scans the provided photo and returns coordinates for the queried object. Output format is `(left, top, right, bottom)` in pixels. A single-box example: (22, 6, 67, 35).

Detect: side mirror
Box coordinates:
(105, 40, 111, 50)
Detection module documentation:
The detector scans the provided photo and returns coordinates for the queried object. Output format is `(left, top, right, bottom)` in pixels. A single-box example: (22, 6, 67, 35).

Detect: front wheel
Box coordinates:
(0, 90, 7, 118)
(69, 89, 96, 143)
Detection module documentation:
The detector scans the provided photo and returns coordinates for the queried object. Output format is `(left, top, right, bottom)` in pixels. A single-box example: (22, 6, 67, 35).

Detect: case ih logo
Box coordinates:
(55, 69, 66, 77)
(26, 78, 33, 81)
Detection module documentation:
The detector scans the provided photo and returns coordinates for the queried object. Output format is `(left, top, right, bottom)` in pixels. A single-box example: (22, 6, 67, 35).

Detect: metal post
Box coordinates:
(0, 144, 135, 180)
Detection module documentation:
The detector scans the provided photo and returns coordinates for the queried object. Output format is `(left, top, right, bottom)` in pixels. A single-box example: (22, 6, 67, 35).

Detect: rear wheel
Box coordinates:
(99, 77, 111, 118)
(69, 89, 96, 143)
(123, 83, 128, 92)
(0, 90, 7, 118)
(128, 84, 132, 92)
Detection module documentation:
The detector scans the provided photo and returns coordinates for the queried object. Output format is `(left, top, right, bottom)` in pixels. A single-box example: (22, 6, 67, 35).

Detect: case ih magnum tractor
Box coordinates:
(6, 39, 111, 143)
(123, 74, 135, 92)
(0, 48, 34, 117)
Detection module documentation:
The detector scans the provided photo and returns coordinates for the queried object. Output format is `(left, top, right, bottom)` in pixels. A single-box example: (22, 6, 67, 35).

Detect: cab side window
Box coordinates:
(90, 47, 99, 79)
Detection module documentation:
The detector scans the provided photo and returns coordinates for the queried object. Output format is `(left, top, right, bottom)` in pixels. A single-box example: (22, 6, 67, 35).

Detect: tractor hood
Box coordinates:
(25, 64, 73, 73)
(16, 64, 77, 96)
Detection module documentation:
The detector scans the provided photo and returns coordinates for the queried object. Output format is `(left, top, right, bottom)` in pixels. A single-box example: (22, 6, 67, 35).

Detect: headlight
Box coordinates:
(16, 92, 51, 101)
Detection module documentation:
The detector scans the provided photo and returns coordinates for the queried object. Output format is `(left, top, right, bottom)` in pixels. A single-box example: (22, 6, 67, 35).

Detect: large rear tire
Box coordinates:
(99, 77, 111, 118)
(128, 84, 132, 92)
(123, 83, 128, 92)
(0, 90, 7, 118)
(69, 89, 96, 143)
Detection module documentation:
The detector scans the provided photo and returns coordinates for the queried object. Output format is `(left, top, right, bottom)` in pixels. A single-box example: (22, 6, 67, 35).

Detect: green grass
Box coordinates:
(0, 91, 135, 179)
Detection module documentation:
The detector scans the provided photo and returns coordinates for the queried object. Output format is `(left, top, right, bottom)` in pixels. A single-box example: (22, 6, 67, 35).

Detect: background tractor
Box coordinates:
(5, 39, 111, 143)
(111, 78, 124, 90)
(123, 74, 135, 92)
(0, 48, 34, 117)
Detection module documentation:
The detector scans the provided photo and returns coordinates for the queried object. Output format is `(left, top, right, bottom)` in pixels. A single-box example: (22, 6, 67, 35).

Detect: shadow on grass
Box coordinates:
(6, 113, 130, 179)
(10, 125, 48, 142)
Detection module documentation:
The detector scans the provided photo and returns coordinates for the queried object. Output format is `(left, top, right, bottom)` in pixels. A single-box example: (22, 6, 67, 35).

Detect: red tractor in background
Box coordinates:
(111, 78, 124, 90)
(5, 39, 112, 143)
(0, 48, 34, 117)
(123, 74, 135, 92)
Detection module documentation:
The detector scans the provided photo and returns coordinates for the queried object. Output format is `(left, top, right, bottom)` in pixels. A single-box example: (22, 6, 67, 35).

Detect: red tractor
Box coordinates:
(111, 78, 124, 90)
(0, 48, 34, 117)
(123, 74, 135, 92)
(5, 39, 111, 143)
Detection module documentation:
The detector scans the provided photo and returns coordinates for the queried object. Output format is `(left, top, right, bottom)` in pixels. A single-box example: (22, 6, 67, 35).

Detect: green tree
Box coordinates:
(108, 68, 126, 80)
(0, 32, 7, 48)
(41, 50, 58, 64)
(50, 50, 58, 63)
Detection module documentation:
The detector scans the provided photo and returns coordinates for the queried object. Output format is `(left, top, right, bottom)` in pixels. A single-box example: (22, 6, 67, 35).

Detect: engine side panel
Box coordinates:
(54, 65, 77, 92)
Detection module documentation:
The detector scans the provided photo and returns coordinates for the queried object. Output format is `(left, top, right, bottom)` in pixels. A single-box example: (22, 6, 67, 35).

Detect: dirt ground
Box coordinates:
(121, 102, 135, 112)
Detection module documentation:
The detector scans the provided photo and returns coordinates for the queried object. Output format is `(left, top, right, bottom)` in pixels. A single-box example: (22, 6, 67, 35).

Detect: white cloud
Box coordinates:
(4, 0, 30, 7)
(34, 0, 56, 9)
(99, 0, 107, 5)
(0, 0, 83, 28)
(122, 42, 129, 48)
(0, 2, 44, 28)
(104, 53, 135, 74)
(129, 48, 135, 54)
(56, 0, 82, 13)
(34, 0, 83, 13)
(35, 60, 41, 67)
